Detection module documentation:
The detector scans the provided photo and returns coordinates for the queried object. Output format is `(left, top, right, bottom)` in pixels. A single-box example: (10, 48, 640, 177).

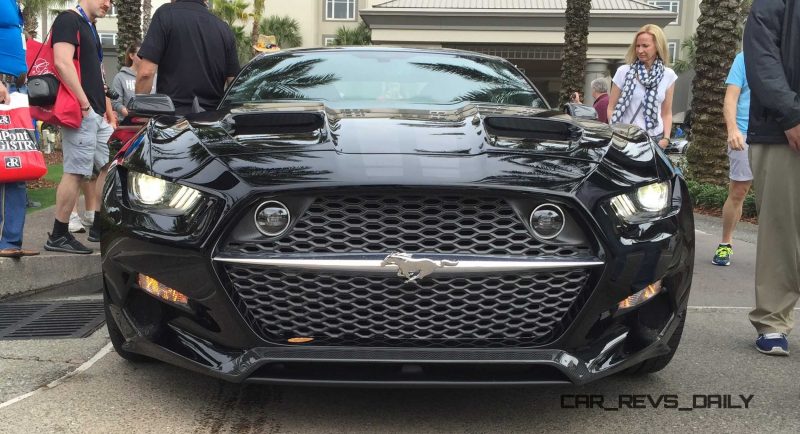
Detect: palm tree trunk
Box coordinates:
(559, 0, 591, 107)
(250, 0, 266, 55)
(22, 7, 39, 38)
(116, 0, 142, 65)
(142, 0, 152, 35)
(685, 0, 745, 185)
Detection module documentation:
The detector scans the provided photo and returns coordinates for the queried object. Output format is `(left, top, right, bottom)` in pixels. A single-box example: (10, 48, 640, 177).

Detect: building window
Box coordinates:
(667, 41, 678, 64)
(326, 0, 355, 20)
(648, 1, 680, 25)
(99, 32, 117, 47)
(323, 36, 337, 46)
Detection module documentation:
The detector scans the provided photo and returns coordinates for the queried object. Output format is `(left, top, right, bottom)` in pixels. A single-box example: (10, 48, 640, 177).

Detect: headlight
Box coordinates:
(610, 181, 670, 224)
(128, 171, 202, 214)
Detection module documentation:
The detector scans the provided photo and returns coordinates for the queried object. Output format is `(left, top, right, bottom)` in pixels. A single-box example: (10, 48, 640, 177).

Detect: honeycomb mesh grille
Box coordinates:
(224, 266, 591, 347)
(225, 195, 591, 257)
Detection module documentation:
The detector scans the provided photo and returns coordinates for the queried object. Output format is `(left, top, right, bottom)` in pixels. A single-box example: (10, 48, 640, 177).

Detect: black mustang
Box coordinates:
(101, 47, 694, 386)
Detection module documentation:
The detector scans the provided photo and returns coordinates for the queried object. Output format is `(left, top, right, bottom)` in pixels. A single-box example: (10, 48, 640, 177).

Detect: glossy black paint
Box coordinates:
(101, 47, 694, 386)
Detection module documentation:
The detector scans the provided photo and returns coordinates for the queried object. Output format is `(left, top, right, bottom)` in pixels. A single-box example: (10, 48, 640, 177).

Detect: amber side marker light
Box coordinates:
(618, 281, 663, 310)
(138, 274, 189, 306)
(288, 337, 314, 344)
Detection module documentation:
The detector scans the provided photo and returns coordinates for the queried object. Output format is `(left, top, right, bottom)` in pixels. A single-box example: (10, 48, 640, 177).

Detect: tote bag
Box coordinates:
(0, 92, 47, 182)
(28, 28, 82, 129)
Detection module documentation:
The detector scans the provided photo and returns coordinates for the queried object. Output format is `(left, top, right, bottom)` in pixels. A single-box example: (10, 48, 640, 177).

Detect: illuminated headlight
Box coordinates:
(128, 171, 202, 213)
(610, 181, 670, 224)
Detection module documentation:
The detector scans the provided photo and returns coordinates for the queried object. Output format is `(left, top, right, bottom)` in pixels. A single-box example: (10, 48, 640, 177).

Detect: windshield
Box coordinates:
(222, 50, 548, 108)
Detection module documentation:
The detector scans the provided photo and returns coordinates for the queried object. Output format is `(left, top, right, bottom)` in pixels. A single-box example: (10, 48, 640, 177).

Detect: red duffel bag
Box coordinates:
(0, 92, 47, 182)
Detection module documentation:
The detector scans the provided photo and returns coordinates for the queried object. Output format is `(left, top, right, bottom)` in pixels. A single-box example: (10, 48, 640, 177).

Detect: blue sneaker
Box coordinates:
(712, 244, 732, 266)
(755, 333, 789, 356)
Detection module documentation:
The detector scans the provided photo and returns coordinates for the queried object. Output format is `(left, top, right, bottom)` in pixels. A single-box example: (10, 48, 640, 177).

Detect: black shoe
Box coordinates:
(87, 229, 101, 243)
(44, 233, 93, 254)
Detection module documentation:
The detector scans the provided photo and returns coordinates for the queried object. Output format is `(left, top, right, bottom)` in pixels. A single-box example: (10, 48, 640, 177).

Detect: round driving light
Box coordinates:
(529, 204, 565, 240)
(254, 201, 291, 236)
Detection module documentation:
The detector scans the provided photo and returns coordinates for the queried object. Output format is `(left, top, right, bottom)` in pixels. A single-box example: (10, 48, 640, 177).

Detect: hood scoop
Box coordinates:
(224, 112, 325, 137)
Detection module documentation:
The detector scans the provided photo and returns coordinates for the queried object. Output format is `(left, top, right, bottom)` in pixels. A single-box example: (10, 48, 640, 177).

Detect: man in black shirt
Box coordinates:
(136, 0, 239, 115)
(45, 0, 113, 254)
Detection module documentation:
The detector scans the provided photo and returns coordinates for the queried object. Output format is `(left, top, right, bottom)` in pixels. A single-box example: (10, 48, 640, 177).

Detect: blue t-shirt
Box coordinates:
(725, 52, 749, 135)
(0, 0, 26, 77)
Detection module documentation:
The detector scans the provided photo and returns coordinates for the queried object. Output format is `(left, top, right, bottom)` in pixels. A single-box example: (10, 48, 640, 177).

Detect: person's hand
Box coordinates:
(657, 137, 670, 149)
(121, 107, 129, 117)
(786, 123, 800, 152)
(727, 129, 746, 151)
(105, 110, 118, 130)
(0, 82, 8, 104)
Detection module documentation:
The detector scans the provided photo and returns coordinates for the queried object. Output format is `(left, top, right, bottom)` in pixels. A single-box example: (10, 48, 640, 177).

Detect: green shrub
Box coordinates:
(685, 179, 757, 218)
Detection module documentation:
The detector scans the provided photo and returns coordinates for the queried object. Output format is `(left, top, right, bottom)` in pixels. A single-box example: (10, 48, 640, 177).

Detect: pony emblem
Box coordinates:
(380, 252, 458, 283)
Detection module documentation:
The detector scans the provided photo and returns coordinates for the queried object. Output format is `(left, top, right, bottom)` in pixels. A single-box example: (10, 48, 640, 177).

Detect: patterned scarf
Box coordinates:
(610, 59, 665, 131)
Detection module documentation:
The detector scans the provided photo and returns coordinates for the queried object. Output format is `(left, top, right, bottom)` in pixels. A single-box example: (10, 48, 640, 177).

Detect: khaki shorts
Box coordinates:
(61, 108, 113, 177)
(728, 142, 753, 182)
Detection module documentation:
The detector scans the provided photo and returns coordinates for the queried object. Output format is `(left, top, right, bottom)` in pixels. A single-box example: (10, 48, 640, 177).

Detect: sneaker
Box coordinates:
(44, 233, 93, 254)
(755, 333, 789, 356)
(81, 211, 95, 231)
(712, 244, 732, 266)
(68, 212, 86, 233)
(87, 228, 101, 243)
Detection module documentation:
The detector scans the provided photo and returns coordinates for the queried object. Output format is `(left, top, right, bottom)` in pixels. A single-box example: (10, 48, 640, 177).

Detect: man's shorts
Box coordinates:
(728, 142, 753, 182)
(61, 108, 113, 177)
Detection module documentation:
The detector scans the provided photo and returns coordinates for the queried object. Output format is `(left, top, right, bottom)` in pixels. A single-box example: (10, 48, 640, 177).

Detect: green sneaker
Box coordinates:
(712, 244, 732, 266)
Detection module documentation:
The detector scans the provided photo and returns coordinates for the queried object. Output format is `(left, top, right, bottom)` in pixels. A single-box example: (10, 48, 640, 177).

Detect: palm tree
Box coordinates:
(411, 61, 540, 106)
(211, 0, 252, 64)
(672, 35, 696, 74)
(332, 22, 371, 46)
(116, 0, 142, 65)
(558, 0, 591, 106)
(142, 0, 152, 35)
(259, 15, 302, 48)
(249, 0, 265, 53)
(20, 0, 68, 39)
(685, 0, 747, 185)
(227, 58, 338, 100)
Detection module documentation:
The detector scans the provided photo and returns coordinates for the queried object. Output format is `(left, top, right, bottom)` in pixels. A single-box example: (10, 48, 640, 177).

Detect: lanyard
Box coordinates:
(75, 4, 103, 62)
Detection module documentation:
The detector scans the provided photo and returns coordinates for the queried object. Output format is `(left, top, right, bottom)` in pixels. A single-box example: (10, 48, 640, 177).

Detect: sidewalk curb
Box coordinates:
(0, 253, 101, 300)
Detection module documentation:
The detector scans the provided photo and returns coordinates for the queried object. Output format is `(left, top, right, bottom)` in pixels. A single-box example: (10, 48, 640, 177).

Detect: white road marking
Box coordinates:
(689, 306, 800, 311)
(0, 342, 113, 410)
(694, 229, 710, 235)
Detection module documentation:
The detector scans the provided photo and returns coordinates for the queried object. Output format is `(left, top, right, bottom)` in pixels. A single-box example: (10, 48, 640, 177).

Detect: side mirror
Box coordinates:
(562, 103, 598, 120)
(127, 94, 175, 117)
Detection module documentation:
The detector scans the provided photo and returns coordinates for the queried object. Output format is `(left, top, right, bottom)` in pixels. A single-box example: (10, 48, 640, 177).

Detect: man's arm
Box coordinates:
(53, 41, 90, 111)
(135, 58, 157, 94)
(723, 84, 745, 150)
(744, 0, 800, 136)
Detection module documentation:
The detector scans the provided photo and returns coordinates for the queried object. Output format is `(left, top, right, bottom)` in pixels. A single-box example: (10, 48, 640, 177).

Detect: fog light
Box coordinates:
(254, 201, 291, 236)
(618, 281, 662, 310)
(529, 203, 565, 239)
(138, 274, 189, 306)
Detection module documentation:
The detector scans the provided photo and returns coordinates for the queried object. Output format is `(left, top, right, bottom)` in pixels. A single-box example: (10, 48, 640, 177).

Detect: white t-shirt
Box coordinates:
(611, 65, 678, 136)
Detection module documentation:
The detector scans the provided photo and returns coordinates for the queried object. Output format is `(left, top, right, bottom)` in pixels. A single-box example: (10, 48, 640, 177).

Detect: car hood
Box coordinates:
(144, 102, 656, 192)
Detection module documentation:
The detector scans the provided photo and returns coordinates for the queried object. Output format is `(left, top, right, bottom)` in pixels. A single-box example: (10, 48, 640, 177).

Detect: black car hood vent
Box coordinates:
(224, 112, 326, 136)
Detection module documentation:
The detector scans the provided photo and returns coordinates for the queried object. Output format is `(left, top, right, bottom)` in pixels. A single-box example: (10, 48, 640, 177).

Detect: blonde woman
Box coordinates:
(608, 24, 677, 149)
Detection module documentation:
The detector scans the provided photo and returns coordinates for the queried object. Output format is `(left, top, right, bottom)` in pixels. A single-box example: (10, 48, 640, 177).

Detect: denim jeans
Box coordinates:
(0, 82, 29, 250)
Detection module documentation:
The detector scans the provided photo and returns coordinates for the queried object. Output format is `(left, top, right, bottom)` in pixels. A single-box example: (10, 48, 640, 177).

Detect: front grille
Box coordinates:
(224, 195, 592, 257)
(224, 266, 591, 348)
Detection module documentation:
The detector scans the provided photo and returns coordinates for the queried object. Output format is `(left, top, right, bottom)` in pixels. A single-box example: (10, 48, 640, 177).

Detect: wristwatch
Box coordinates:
(81, 105, 91, 112)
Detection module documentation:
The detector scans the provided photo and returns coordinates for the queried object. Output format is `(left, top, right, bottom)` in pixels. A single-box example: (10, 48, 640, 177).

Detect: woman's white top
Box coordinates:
(611, 65, 678, 136)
